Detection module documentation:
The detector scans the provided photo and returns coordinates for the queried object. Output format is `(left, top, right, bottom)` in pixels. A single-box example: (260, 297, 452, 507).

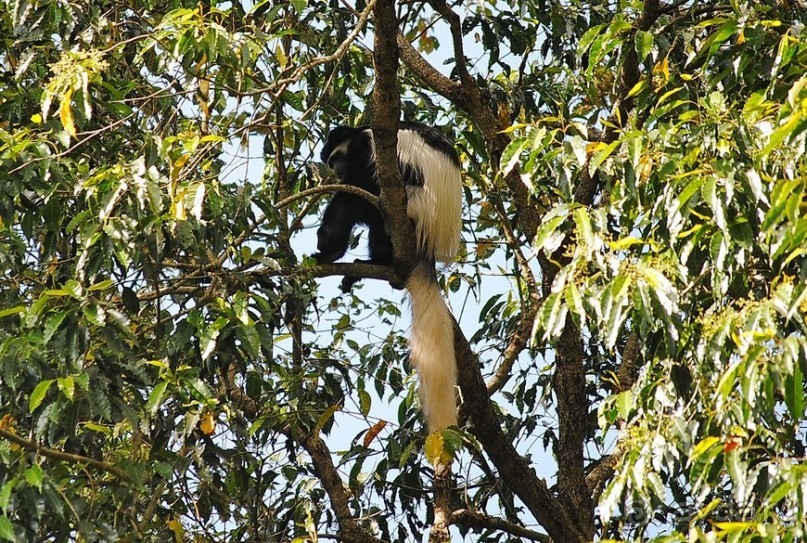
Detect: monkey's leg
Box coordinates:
(339, 219, 403, 292)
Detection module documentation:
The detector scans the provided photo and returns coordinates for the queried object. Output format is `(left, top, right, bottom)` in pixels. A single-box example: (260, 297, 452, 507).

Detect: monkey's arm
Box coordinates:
(312, 192, 361, 264)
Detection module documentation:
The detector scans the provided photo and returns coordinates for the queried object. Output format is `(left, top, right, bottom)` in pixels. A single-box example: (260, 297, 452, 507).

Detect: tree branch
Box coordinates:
(396, 33, 467, 107)
(373, 0, 416, 269)
(553, 317, 593, 535)
(452, 321, 589, 543)
(293, 429, 383, 543)
(262, 0, 377, 97)
(615, 329, 643, 391)
(612, 0, 662, 135)
(544, 2, 665, 532)
(424, 0, 474, 89)
(228, 369, 382, 542)
(485, 195, 541, 394)
(452, 508, 550, 542)
(586, 329, 643, 501)
(586, 448, 623, 504)
(0, 427, 130, 481)
(275, 183, 380, 212)
(303, 261, 405, 286)
(430, 462, 452, 543)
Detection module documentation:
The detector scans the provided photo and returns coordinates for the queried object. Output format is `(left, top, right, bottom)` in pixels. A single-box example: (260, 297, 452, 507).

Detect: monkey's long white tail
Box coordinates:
(406, 262, 458, 432)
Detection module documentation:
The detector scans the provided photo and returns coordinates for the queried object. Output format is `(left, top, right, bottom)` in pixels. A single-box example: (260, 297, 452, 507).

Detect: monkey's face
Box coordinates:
(325, 140, 350, 181)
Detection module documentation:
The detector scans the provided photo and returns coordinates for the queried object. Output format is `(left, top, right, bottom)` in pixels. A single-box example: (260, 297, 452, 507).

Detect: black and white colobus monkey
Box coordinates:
(313, 121, 463, 432)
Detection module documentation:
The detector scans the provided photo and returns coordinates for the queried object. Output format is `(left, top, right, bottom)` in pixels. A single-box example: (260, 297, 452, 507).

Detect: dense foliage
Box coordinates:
(1, 0, 806, 541)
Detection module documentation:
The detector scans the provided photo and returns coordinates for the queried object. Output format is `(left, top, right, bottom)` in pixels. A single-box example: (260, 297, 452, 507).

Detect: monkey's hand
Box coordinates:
(340, 275, 361, 292)
(312, 223, 349, 264)
(311, 251, 339, 265)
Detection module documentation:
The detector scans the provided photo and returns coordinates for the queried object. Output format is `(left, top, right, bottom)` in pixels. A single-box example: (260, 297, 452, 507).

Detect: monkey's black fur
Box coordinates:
(313, 122, 460, 290)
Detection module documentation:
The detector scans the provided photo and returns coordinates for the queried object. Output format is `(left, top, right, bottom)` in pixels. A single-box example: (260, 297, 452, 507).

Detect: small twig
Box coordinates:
(248, 0, 378, 101)
(275, 183, 379, 211)
(137, 480, 167, 533)
(484, 186, 541, 394)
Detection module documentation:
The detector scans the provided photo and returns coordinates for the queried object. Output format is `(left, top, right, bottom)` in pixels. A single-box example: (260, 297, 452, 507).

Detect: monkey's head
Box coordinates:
(320, 126, 368, 180)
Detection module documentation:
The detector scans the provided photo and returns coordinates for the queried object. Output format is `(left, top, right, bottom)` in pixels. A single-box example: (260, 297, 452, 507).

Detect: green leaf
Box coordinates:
(81, 303, 105, 326)
(760, 115, 801, 157)
(564, 282, 585, 322)
(765, 480, 793, 508)
(199, 321, 223, 361)
(442, 428, 462, 453)
(691, 498, 722, 522)
(609, 236, 645, 250)
(57, 376, 75, 401)
(358, 389, 371, 416)
(710, 21, 738, 50)
(716, 359, 742, 404)
(784, 362, 804, 423)
(146, 381, 169, 414)
(88, 279, 115, 291)
(573, 207, 593, 248)
(500, 136, 528, 175)
(43, 310, 69, 344)
(692, 436, 720, 459)
(616, 391, 633, 420)
(24, 465, 44, 489)
(0, 481, 14, 511)
(29, 379, 55, 413)
(83, 422, 111, 434)
(702, 176, 726, 230)
(533, 205, 570, 252)
(398, 440, 417, 468)
(577, 23, 607, 56)
(0, 515, 13, 541)
(187, 377, 214, 401)
(635, 30, 653, 60)
(626, 78, 649, 99)
(75, 372, 90, 390)
(656, 86, 683, 107)
(604, 274, 631, 348)
(0, 307, 25, 319)
(313, 403, 341, 436)
(589, 139, 620, 174)
(537, 292, 564, 341)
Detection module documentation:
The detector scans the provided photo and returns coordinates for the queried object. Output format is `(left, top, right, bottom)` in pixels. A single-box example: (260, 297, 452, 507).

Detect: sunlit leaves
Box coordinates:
(41, 49, 108, 141)
(577, 17, 632, 77)
(3, 0, 807, 541)
(0, 0, 344, 538)
(509, 3, 807, 539)
(424, 429, 462, 466)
